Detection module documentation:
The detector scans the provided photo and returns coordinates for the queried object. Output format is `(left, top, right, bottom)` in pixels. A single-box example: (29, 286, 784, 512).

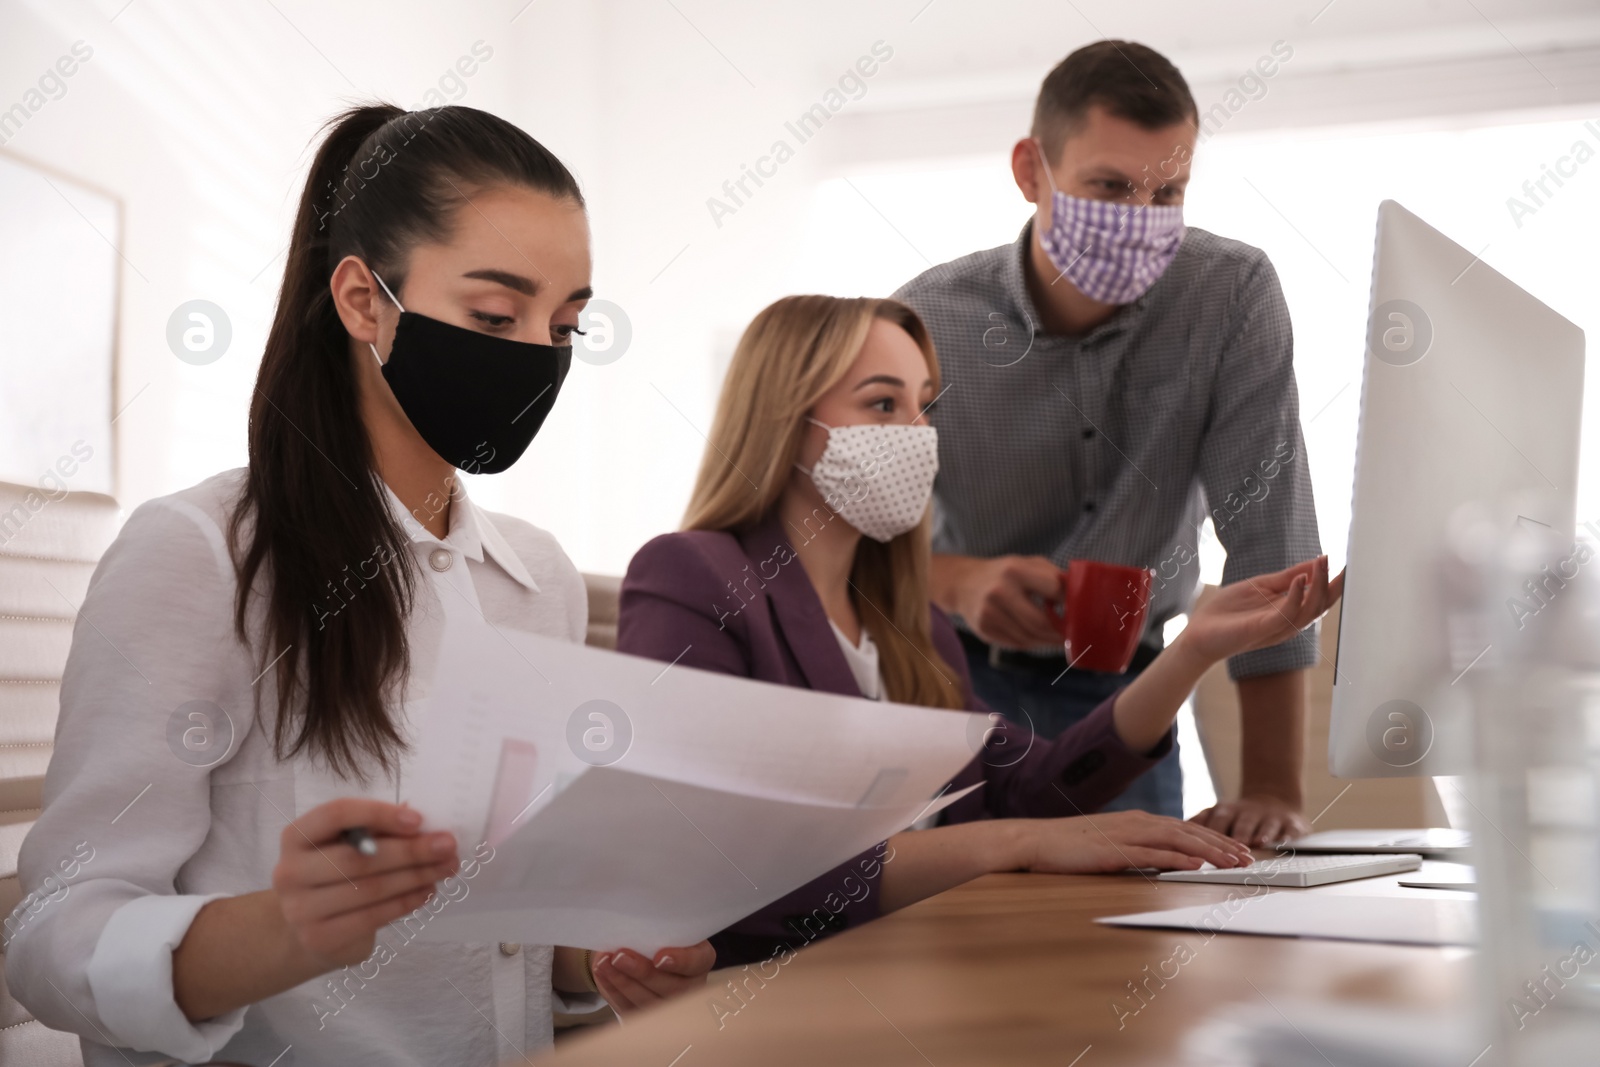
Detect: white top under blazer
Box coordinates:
(5, 468, 600, 1066)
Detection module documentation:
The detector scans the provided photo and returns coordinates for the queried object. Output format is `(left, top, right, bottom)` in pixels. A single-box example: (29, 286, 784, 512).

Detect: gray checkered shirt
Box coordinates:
(894, 222, 1321, 680)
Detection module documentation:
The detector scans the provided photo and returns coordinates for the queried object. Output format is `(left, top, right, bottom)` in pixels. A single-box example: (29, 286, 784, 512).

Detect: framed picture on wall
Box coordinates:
(0, 151, 119, 499)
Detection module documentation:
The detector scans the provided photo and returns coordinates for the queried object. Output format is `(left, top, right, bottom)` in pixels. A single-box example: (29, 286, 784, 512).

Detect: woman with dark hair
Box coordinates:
(7, 104, 712, 1065)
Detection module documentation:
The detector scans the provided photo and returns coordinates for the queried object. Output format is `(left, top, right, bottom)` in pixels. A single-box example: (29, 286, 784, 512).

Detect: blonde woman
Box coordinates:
(617, 295, 1340, 966)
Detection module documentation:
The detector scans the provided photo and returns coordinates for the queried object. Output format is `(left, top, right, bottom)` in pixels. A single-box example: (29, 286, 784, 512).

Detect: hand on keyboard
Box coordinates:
(1021, 810, 1255, 875)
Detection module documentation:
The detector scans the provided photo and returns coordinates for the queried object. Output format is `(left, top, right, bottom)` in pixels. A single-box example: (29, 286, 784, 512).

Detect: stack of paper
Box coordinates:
(404, 618, 986, 951)
(1098, 893, 1477, 946)
(1100, 895, 1472, 947)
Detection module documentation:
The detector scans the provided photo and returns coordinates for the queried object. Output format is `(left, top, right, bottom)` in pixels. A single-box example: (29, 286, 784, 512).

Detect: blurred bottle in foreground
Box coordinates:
(1447, 499, 1600, 1064)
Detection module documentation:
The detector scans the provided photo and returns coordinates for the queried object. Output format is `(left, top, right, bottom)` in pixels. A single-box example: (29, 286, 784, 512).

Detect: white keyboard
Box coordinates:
(1156, 852, 1423, 888)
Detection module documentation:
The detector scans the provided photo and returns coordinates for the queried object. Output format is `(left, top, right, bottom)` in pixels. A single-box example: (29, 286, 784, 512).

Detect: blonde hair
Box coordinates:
(683, 295, 963, 710)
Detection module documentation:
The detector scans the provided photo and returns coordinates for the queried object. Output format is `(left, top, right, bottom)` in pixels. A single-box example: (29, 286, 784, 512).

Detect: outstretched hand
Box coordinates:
(1179, 555, 1343, 665)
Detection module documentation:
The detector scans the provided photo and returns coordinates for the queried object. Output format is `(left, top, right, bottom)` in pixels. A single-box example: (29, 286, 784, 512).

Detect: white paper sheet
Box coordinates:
(403, 617, 989, 951)
(418, 768, 979, 950)
(1097, 893, 1477, 946)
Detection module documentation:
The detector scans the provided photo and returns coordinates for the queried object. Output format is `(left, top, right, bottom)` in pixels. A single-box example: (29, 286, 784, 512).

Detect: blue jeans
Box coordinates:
(964, 642, 1184, 818)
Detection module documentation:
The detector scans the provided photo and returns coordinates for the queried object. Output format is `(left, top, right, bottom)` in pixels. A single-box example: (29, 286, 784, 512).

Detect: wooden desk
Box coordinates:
(544, 866, 1471, 1066)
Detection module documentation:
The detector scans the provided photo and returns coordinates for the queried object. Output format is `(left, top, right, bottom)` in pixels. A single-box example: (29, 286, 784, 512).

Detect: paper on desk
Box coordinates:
(1098, 893, 1477, 946)
(403, 617, 989, 951)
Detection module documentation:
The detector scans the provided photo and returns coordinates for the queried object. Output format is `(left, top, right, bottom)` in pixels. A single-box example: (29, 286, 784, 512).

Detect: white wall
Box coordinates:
(0, 0, 604, 529)
(3, 0, 1597, 576)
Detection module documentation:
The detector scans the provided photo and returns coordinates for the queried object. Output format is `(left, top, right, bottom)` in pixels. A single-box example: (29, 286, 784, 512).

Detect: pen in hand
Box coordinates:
(340, 826, 379, 856)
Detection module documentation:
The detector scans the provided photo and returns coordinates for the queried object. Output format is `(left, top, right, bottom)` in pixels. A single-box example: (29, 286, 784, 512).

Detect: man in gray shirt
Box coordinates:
(894, 40, 1321, 845)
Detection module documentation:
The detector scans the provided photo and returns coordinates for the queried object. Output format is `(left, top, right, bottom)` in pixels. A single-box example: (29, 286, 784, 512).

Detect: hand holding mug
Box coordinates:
(939, 554, 1065, 649)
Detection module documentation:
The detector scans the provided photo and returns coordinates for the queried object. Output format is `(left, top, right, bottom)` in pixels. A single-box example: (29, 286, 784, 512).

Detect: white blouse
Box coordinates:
(827, 618, 883, 701)
(827, 621, 939, 831)
(5, 468, 600, 1066)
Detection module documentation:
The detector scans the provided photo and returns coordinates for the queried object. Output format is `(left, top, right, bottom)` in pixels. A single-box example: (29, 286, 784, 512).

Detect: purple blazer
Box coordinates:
(617, 511, 1172, 966)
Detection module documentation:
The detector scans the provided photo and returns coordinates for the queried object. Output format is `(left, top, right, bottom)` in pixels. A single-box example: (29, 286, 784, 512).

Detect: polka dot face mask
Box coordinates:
(797, 418, 940, 543)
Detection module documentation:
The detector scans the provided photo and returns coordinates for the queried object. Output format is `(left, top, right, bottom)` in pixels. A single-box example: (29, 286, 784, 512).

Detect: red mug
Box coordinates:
(1053, 560, 1155, 674)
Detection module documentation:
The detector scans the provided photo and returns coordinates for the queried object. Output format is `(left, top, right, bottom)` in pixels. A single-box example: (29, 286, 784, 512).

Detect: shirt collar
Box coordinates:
(382, 481, 541, 593)
(1004, 219, 1151, 345)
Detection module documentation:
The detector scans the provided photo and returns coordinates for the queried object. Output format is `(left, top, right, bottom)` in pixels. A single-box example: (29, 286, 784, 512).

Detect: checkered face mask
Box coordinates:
(1033, 140, 1185, 305)
(797, 418, 940, 543)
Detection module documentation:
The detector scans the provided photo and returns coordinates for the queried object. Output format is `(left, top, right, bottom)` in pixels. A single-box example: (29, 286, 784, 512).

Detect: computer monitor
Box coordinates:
(1328, 200, 1586, 778)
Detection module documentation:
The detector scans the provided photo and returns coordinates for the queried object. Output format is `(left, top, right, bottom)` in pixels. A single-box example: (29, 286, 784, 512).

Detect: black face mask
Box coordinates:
(370, 272, 571, 475)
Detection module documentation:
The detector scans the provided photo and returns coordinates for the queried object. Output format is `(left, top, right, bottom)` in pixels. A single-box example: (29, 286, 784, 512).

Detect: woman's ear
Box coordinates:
(329, 255, 388, 346)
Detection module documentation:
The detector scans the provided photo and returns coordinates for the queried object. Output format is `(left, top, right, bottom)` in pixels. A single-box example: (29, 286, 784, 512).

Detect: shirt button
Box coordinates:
(428, 548, 453, 572)
(1083, 501, 1097, 513)
(1081, 428, 1095, 439)
(499, 942, 521, 956)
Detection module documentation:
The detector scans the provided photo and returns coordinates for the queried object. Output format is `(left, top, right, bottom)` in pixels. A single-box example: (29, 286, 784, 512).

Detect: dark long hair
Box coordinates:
(230, 104, 584, 779)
